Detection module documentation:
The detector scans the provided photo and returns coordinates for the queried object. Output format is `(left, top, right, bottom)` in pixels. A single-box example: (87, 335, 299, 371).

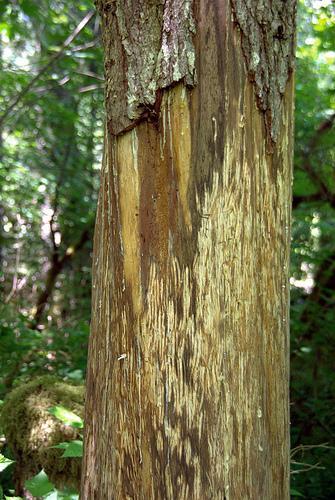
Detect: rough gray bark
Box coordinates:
(231, 0, 296, 146)
(95, 0, 196, 135)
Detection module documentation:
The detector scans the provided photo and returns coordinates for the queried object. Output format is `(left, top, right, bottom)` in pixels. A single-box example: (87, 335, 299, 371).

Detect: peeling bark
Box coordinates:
(82, 1, 296, 498)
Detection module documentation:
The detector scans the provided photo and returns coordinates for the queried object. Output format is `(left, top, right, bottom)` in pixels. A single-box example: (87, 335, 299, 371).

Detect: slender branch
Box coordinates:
(291, 461, 324, 474)
(290, 443, 334, 475)
(49, 144, 72, 251)
(79, 83, 104, 93)
(0, 11, 95, 126)
(5, 244, 22, 303)
(308, 114, 335, 151)
(290, 443, 333, 459)
(75, 70, 104, 81)
(70, 40, 98, 52)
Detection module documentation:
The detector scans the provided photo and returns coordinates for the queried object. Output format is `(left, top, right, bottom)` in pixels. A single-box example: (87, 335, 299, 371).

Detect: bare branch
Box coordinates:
(69, 40, 98, 52)
(78, 83, 104, 93)
(75, 70, 104, 81)
(290, 442, 333, 459)
(291, 461, 325, 474)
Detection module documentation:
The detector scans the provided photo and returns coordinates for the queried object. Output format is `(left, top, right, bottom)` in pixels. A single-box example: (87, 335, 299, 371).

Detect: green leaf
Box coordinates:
(25, 470, 55, 497)
(293, 169, 319, 197)
(19, 0, 40, 18)
(61, 440, 83, 458)
(0, 454, 15, 472)
(291, 488, 305, 497)
(48, 406, 83, 428)
(51, 440, 83, 457)
(51, 442, 69, 450)
(66, 370, 84, 381)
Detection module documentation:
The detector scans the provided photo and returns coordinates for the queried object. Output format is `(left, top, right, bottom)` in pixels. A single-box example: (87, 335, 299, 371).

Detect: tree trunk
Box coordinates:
(82, 1, 296, 498)
(31, 228, 90, 328)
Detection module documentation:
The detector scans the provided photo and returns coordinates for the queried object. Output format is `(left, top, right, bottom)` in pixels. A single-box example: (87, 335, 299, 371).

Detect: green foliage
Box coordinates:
(49, 405, 84, 458)
(291, 488, 305, 497)
(290, 2, 335, 498)
(0, 377, 83, 496)
(24, 468, 79, 499)
(25, 470, 54, 497)
(0, 398, 83, 499)
(0, 0, 96, 379)
(52, 441, 83, 458)
(0, 456, 14, 474)
(0, 0, 102, 381)
(48, 406, 84, 429)
(0, 304, 89, 398)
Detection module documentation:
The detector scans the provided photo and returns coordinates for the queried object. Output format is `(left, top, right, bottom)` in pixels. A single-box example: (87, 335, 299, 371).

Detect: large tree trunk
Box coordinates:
(82, 1, 296, 498)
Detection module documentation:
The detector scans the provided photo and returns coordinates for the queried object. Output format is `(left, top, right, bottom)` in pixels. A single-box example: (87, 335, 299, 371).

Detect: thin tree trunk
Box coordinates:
(82, 1, 296, 498)
(32, 228, 90, 327)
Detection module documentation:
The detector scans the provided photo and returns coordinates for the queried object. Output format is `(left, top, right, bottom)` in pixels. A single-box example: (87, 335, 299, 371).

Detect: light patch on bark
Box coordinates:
(117, 130, 142, 314)
(166, 86, 192, 231)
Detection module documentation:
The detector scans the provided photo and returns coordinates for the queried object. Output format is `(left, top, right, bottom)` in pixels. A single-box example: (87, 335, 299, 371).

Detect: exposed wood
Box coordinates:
(82, 1, 296, 498)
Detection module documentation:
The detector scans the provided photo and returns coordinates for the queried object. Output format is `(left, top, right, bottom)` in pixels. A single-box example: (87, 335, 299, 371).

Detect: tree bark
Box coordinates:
(82, 1, 296, 498)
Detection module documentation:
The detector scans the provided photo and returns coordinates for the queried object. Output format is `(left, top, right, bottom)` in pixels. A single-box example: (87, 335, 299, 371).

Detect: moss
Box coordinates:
(0, 376, 84, 492)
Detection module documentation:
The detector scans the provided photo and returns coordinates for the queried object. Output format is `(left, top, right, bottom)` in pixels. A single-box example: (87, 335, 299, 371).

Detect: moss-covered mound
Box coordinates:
(0, 376, 84, 493)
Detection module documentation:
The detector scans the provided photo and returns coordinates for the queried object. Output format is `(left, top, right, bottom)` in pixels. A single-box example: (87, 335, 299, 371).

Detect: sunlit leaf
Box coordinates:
(51, 440, 83, 458)
(0, 454, 14, 472)
(25, 470, 55, 497)
(48, 406, 83, 428)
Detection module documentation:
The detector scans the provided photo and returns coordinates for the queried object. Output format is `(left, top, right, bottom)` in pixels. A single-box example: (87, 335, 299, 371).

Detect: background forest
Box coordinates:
(0, 0, 334, 498)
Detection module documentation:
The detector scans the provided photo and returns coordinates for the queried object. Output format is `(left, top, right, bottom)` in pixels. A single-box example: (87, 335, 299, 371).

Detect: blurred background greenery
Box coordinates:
(0, 0, 334, 498)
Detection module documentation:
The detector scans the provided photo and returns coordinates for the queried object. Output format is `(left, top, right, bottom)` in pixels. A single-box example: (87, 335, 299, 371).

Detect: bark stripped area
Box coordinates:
(82, 1, 296, 499)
